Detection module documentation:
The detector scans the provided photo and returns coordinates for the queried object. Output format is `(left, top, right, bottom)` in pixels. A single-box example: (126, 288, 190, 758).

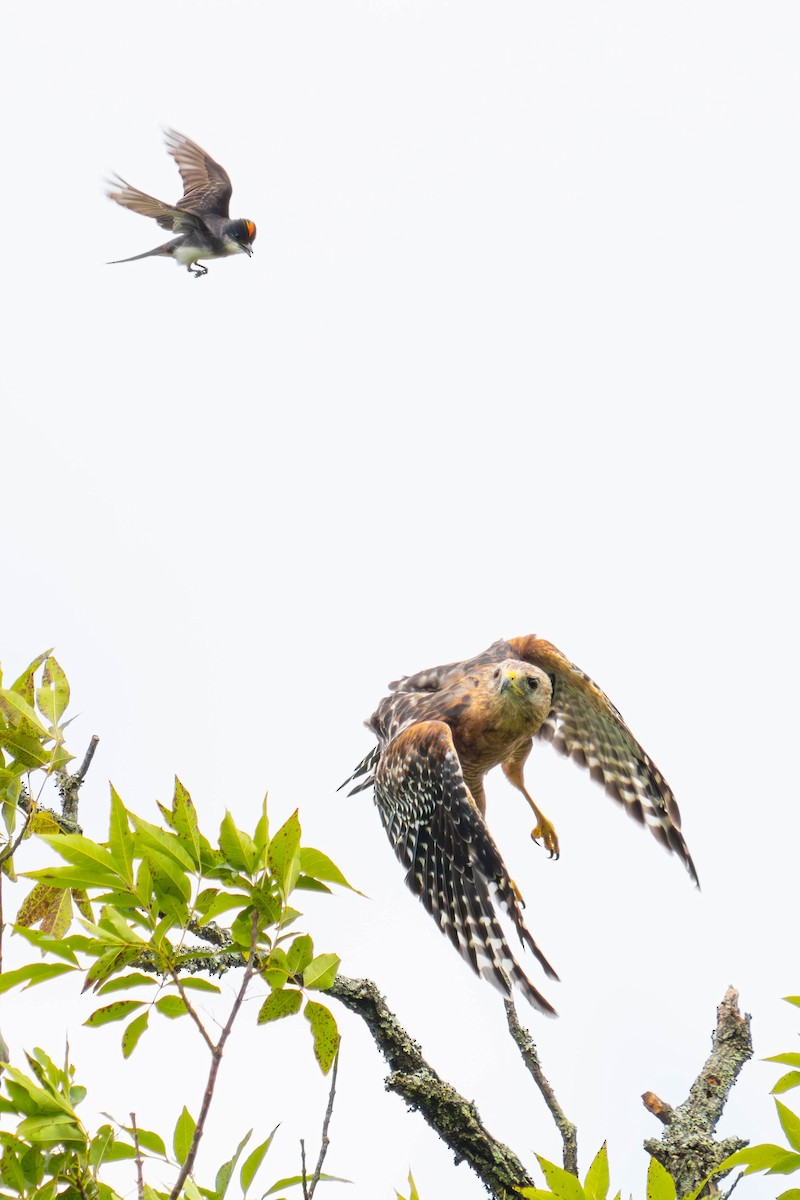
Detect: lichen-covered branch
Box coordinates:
(643, 986, 752, 1198)
(328, 975, 533, 1198)
(504, 998, 578, 1175)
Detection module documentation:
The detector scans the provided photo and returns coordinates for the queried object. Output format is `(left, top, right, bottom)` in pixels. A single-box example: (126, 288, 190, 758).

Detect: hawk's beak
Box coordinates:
(500, 669, 523, 696)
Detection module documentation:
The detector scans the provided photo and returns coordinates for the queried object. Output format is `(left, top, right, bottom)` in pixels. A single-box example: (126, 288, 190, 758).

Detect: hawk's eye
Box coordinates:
(527, 677, 539, 690)
(492, 668, 501, 680)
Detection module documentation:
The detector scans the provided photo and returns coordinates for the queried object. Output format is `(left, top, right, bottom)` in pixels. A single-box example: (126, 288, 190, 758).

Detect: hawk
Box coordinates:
(342, 635, 696, 1016)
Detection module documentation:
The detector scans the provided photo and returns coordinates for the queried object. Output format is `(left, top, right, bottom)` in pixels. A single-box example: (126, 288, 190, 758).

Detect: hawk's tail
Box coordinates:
(338, 746, 380, 796)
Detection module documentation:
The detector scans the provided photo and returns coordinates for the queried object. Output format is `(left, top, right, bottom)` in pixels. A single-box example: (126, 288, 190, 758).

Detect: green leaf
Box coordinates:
(536, 1155, 586, 1200)
(215, 1131, 252, 1200)
(304, 1000, 339, 1074)
(303, 954, 340, 991)
(778, 1101, 800, 1153)
(0, 962, 74, 994)
(85, 1000, 145, 1027)
(253, 797, 269, 860)
(584, 1143, 609, 1200)
(36, 658, 70, 725)
(97, 972, 158, 996)
(89, 1125, 115, 1168)
(219, 811, 258, 874)
(769, 1054, 800, 1068)
(775, 1072, 800, 1096)
(265, 1175, 350, 1196)
(108, 788, 134, 884)
(240, 1126, 278, 1195)
(178, 978, 222, 994)
(299, 848, 361, 893)
(286, 934, 314, 976)
(784, 997, 800, 1009)
(173, 1107, 196, 1166)
(770, 1153, 800, 1175)
(722, 1143, 789, 1173)
(267, 811, 301, 896)
(258, 989, 303, 1023)
(38, 833, 123, 879)
(0, 688, 50, 738)
(122, 1125, 166, 1157)
(171, 778, 201, 866)
(646, 1157, 676, 1200)
(155, 996, 189, 1019)
(121, 1010, 150, 1059)
(16, 883, 74, 937)
(130, 815, 195, 871)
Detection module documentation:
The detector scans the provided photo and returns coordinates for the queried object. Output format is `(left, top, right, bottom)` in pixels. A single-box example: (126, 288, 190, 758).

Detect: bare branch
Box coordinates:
(328, 975, 534, 1198)
(56, 734, 100, 832)
(504, 997, 578, 1175)
(130, 1112, 145, 1200)
(643, 986, 752, 1198)
(168, 916, 259, 1200)
(308, 1050, 339, 1198)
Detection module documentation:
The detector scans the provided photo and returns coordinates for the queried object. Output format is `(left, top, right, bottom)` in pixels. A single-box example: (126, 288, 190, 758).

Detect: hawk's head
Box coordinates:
(475, 658, 553, 735)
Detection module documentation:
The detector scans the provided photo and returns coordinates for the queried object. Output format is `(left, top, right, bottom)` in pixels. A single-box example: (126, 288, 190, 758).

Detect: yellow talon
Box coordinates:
(531, 817, 560, 859)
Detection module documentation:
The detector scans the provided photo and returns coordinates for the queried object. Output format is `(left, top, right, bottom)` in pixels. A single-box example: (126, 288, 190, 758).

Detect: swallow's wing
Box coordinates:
(106, 176, 206, 233)
(375, 719, 558, 1014)
(164, 129, 233, 218)
(509, 635, 699, 885)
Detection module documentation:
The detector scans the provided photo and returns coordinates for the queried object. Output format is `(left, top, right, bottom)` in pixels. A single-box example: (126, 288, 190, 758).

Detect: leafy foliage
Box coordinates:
(0, 651, 355, 1200)
(0, 652, 74, 876)
(717, 995, 800, 1198)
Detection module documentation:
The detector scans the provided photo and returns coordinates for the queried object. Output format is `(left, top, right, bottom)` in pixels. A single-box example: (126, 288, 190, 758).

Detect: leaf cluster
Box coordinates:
(719, 995, 800, 1200)
(3, 781, 353, 1073)
(0, 652, 74, 873)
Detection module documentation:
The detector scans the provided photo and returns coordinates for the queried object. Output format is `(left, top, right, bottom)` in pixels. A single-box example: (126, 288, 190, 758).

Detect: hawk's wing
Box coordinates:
(375, 719, 558, 1015)
(106, 175, 207, 234)
(510, 635, 699, 885)
(164, 129, 233, 218)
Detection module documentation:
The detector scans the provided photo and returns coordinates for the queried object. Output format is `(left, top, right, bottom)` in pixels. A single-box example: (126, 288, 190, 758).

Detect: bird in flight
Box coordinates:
(342, 635, 696, 1015)
(107, 129, 256, 277)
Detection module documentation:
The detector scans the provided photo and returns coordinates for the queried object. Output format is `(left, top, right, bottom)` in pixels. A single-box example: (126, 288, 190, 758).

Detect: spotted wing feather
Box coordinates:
(375, 720, 558, 1015)
(509, 636, 699, 885)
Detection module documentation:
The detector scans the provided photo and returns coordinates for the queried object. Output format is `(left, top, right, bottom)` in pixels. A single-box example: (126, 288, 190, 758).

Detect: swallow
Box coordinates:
(107, 129, 256, 277)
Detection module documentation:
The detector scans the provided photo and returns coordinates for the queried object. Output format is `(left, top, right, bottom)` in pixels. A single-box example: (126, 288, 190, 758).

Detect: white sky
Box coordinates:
(3, 2, 799, 1197)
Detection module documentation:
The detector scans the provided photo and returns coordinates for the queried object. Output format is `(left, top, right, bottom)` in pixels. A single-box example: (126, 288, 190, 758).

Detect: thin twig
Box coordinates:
(504, 997, 578, 1175)
(168, 967, 215, 1053)
(167, 915, 260, 1200)
(130, 1112, 145, 1200)
(0, 804, 36, 972)
(720, 1169, 744, 1199)
(308, 1050, 339, 1198)
(300, 1139, 309, 1200)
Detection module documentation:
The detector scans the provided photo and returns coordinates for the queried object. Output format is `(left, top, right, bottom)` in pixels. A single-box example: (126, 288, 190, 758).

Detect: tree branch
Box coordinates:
(57, 734, 100, 831)
(643, 986, 752, 1198)
(328, 975, 534, 1198)
(504, 997, 578, 1175)
(308, 1050, 339, 1198)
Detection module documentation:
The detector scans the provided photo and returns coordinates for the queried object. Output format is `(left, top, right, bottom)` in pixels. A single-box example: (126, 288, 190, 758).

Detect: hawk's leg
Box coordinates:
(502, 745, 560, 859)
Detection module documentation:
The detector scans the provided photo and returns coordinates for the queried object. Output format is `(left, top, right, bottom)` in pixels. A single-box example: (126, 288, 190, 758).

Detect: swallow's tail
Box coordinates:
(107, 238, 180, 265)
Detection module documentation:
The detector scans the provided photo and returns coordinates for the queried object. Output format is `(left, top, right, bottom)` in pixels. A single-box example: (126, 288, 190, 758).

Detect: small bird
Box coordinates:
(107, 129, 256, 277)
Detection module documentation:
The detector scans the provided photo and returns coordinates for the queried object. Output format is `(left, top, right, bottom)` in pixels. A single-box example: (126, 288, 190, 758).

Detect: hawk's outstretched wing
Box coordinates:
(164, 128, 233, 218)
(509, 636, 698, 886)
(385, 633, 697, 885)
(375, 719, 558, 1016)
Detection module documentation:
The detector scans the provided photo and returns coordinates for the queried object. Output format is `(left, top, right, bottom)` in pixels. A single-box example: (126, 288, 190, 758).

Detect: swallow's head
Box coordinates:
(224, 218, 257, 256)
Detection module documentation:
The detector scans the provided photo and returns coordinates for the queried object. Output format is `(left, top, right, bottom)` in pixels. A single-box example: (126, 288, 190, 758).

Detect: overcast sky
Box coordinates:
(3, 2, 799, 1197)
